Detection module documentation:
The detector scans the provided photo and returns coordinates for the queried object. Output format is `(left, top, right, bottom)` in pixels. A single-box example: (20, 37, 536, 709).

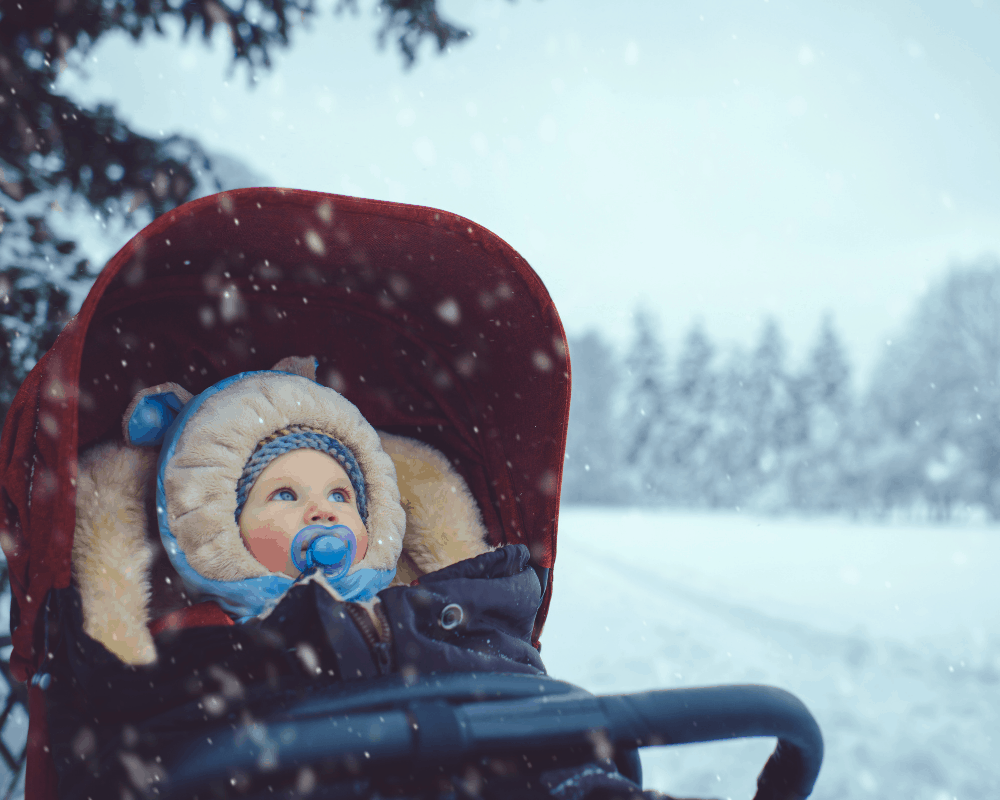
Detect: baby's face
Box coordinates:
(238, 449, 369, 578)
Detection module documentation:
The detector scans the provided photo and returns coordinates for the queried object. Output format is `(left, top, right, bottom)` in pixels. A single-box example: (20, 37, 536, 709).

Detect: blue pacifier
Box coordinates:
(289, 524, 357, 579)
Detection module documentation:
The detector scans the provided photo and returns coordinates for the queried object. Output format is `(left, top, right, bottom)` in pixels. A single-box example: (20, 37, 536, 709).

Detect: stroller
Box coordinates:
(0, 189, 822, 800)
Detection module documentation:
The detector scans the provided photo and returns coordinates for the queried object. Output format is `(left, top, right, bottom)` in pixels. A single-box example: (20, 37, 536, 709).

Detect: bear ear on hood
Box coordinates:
(122, 382, 194, 447)
(271, 355, 317, 381)
(120, 356, 315, 447)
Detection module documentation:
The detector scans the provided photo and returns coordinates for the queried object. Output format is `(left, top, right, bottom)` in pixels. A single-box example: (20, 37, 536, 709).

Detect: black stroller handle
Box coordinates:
(598, 685, 823, 800)
(163, 681, 822, 800)
(449, 684, 822, 800)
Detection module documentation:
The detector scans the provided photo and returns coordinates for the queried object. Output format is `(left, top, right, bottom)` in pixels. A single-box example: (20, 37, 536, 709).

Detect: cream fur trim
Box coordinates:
(379, 433, 492, 581)
(164, 372, 406, 581)
(72, 442, 158, 665)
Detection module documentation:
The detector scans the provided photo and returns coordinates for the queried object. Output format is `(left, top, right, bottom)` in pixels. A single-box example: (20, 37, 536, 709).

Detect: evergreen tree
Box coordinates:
(739, 318, 794, 509)
(788, 314, 857, 511)
(562, 330, 626, 504)
(709, 345, 755, 507)
(669, 321, 718, 506)
(865, 259, 1000, 519)
(621, 310, 670, 503)
(802, 313, 852, 412)
(0, 0, 472, 423)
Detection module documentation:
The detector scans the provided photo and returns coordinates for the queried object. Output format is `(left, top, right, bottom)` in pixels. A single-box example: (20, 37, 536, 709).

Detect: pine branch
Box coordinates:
(0, 0, 474, 422)
(373, 0, 471, 67)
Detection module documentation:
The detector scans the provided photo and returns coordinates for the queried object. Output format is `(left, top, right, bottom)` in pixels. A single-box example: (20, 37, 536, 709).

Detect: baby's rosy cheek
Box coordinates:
(355, 530, 369, 563)
(245, 526, 293, 573)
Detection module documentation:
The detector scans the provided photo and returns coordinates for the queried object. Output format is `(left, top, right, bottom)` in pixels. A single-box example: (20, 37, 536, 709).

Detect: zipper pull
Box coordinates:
(372, 642, 392, 675)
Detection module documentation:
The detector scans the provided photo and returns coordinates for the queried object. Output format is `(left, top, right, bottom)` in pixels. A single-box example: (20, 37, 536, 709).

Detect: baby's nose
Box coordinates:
(307, 502, 337, 523)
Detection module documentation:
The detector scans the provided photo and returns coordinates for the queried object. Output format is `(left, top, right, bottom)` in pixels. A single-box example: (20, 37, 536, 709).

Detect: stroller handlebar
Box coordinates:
(454, 684, 822, 800)
(597, 685, 824, 800)
(163, 679, 823, 800)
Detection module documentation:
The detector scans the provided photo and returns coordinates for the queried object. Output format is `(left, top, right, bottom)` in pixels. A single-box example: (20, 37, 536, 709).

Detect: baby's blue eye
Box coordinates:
(275, 489, 296, 501)
(329, 490, 347, 503)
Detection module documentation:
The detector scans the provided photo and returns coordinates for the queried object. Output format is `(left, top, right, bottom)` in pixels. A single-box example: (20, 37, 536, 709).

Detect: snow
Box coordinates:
(542, 508, 1000, 800)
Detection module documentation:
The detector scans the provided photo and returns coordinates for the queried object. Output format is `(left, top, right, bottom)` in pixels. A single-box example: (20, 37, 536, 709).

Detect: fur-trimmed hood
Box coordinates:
(123, 356, 405, 621)
(72, 360, 492, 666)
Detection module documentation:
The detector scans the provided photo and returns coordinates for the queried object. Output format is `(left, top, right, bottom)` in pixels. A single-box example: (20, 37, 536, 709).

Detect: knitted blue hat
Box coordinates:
(234, 425, 368, 524)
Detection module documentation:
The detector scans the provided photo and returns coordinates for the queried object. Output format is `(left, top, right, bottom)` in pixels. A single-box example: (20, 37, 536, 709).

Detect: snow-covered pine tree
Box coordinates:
(669, 321, 718, 506)
(790, 314, 857, 511)
(562, 330, 626, 504)
(710, 344, 756, 508)
(621, 310, 670, 504)
(865, 260, 1000, 519)
(740, 318, 794, 510)
(803, 314, 852, 412)
(0, 209, 85, 421)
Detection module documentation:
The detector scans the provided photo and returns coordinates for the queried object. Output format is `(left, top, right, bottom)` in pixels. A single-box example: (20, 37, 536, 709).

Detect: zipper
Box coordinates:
(344, 602, 394, 676)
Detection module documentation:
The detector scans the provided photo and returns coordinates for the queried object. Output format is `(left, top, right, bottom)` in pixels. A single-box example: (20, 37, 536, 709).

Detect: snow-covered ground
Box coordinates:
(542, 508, 1000, 800)
(2, 509, 995, 799)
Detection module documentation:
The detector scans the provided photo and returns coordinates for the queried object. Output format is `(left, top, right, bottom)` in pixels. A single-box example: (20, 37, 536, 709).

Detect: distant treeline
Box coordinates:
(563, 259, 1000, 521)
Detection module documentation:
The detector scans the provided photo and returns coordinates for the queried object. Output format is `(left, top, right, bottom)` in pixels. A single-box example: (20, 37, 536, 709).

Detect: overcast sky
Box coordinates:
(57, 0, 1000, 378)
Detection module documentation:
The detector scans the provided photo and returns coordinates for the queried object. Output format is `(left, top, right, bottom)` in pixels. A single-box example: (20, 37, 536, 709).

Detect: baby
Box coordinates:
(60, 354, 549, 799)
(72, 355, 492, 665)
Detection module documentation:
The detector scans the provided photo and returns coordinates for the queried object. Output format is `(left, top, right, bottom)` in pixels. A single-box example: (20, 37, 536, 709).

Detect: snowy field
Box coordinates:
(2, 510, 996, 799)
(542, 508, 1000, 800)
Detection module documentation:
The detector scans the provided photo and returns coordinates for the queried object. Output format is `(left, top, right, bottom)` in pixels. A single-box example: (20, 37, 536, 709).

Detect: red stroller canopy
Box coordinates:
(0, 188, 570, 683)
